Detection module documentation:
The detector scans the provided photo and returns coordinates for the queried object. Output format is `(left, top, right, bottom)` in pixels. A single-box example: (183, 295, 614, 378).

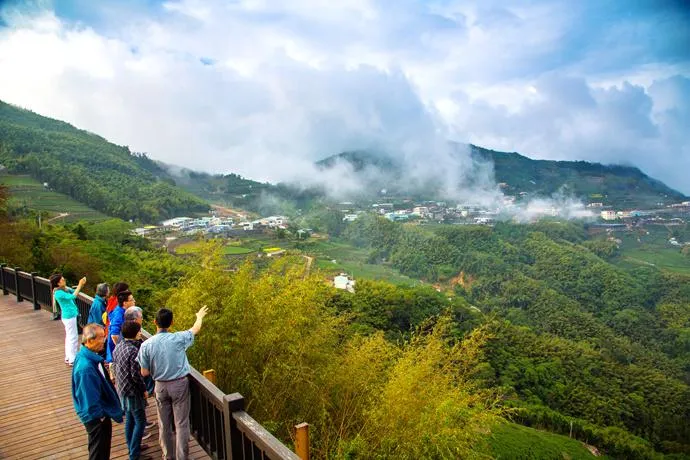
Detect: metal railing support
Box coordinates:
(30, 272, 40, 310)
(14, 267, 22, 302)
(0, 264, 6, 295)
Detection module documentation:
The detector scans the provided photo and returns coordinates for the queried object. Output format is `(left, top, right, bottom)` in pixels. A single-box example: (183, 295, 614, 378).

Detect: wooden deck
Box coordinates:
(0, 295, 210, 459)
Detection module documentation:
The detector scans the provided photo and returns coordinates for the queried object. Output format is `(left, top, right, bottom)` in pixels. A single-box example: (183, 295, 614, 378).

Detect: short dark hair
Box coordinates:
(156, 308, 173, 329)
(121, 320, 141, 339)
(113, 282, 129, 296)
(49, 273, 63, 290)
(117, 290, 133, 306)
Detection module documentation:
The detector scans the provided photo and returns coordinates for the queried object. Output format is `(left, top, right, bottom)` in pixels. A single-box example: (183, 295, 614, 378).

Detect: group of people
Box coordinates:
(50, 273, 209, 460)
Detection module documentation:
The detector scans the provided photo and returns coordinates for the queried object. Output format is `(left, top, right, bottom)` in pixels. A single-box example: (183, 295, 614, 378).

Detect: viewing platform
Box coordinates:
(0, 294, 209, 459)
(0, 265, 301, 460)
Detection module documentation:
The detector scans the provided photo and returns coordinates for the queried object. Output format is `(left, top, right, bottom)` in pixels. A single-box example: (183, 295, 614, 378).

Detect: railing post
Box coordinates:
(14, 267, 23, 302)
(203, 369, 216, 385)
(0, 264, 6, 295)
(295, 423, 310, 460)
(30, 272, 40, 310)
(223, 393, 245, 460)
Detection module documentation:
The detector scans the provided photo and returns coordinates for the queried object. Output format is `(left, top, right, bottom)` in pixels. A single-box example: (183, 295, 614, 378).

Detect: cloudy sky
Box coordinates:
(0, 0, 688, 193)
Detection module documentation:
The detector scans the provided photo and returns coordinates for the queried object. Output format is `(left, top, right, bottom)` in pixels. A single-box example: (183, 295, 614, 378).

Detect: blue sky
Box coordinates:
(0, 0, 688, 194)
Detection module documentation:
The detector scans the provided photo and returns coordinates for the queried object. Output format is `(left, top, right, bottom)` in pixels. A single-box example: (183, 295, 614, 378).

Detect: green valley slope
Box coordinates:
(0, 100, 208, 223)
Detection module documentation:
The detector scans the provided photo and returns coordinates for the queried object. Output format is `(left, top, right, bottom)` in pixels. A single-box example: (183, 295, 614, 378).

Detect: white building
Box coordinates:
(333, 274, 356, 293)
(601, 210, 617, 221)
(161, 217, 194, 229)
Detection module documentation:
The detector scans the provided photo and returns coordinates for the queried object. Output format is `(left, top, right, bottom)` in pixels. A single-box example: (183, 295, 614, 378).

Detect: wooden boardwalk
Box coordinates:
(0, 295, 210, 459)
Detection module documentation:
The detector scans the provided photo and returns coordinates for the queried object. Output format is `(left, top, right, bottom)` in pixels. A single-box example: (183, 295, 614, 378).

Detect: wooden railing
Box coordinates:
(0, 263, 301, 460)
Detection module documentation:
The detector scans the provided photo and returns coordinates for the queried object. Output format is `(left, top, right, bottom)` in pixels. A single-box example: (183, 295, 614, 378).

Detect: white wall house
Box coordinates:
(333, 274, 356, 293)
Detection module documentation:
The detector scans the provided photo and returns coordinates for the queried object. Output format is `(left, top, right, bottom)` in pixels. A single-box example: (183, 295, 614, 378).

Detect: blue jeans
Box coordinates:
(122, 395, 147, 460)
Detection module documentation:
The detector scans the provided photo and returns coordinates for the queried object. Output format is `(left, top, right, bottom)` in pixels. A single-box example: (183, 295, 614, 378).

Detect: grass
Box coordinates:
(314, 258, 420, 285)
(1, 174, 107, 222)
(306, 239, 420, 285)
(614, 227, 690, 275)
(489, 422, 606, 460)
(175, 240, 254, 255)
(223, 245, 254, 255)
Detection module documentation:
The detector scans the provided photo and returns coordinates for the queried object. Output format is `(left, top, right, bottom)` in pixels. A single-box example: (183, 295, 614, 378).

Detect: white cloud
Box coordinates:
(0, 0, 687, 194)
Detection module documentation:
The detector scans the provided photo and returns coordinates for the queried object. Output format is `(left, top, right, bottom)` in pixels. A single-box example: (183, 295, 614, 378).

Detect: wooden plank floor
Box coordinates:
(0, 295, 210, 459)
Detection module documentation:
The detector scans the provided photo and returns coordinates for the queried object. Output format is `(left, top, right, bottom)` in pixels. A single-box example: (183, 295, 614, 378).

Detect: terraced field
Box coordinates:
(615, 226, 690, 275)
(0, 174, 107, 222)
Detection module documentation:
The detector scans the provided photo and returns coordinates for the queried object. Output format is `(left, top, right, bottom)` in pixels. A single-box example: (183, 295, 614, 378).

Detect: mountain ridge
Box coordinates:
(315, 145, 687, 208)
(1, 99, 685, 219)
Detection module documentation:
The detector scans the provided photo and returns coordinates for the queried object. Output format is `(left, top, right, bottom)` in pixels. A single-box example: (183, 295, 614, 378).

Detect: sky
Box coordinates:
(0, 0, 688, 194)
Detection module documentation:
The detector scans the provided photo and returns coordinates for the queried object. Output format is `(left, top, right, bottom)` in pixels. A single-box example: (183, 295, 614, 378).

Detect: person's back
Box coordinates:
(138, 306, 208, 460)
(72, 324, 123, 460)
(138, 329, 194, 381)
(112, 321, 148, 460)
(106, 304, 125, 362)
(88, 284, 109, 326)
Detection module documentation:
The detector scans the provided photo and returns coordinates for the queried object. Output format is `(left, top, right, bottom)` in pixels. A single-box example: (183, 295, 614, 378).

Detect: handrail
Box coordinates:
(0, 263, 300, 460)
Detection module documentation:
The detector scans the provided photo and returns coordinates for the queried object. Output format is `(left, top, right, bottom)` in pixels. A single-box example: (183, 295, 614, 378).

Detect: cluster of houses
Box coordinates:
(363, 201, 497, 224)
(599, 201, 690, 222)
(133, 215, 289, 237)
(337, 197, 690, 227)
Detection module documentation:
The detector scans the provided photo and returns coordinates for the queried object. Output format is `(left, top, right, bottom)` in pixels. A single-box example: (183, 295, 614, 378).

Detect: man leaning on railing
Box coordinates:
(138, 305, 209, 460)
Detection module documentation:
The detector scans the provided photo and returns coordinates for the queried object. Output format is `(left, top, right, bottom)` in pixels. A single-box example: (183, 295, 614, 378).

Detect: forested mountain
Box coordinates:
(469, 145, 687, 208)
(317, 146, 687, 207)
(0, 100, 209, 222)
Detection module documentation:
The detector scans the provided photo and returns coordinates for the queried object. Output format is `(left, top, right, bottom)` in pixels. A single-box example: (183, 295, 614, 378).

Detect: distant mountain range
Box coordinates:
(315, 146, 687, 208)
(0, 99, 685, 221)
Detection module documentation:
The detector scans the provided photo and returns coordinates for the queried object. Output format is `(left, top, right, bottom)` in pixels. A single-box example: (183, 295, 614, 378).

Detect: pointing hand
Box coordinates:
(196, 305, 209, 320)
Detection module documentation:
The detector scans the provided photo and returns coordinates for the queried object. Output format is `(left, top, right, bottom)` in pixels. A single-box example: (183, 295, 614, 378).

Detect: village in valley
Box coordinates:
(127, 193, 690, 293)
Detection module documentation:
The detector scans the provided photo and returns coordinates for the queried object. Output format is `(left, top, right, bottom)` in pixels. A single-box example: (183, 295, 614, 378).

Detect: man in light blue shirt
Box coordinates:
(138, 306, 209, 460)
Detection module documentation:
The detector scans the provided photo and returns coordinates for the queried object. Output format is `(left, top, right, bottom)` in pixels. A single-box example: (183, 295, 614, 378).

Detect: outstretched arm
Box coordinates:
(190, 306, 209, 336)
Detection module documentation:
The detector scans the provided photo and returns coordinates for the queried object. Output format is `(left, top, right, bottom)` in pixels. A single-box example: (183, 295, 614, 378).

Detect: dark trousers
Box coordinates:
(85, 417, 112, 460)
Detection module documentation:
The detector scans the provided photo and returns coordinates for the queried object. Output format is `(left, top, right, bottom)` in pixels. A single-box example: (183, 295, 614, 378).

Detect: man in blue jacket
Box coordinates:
(87, 283, 109, 326)
(72, 323, 124, 460)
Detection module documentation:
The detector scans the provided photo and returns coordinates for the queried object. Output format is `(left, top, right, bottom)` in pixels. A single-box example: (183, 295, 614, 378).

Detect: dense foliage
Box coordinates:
(0, 190, 190, 314)
(167, 252, 501, 458)
(0, 100, 208, 222)
(342, 215, 690, 458)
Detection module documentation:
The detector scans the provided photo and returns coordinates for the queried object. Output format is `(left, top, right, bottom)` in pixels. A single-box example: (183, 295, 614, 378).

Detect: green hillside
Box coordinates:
(315, 147, 687, 208)
(470, 145, 686, 208)
(489, 423, 606, 460)
(0, 100, 209, 223)
(0, 174, 107, 222)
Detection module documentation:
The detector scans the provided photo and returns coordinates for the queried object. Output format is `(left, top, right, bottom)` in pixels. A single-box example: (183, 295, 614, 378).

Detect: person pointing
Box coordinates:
(138, 306, 209, 460)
